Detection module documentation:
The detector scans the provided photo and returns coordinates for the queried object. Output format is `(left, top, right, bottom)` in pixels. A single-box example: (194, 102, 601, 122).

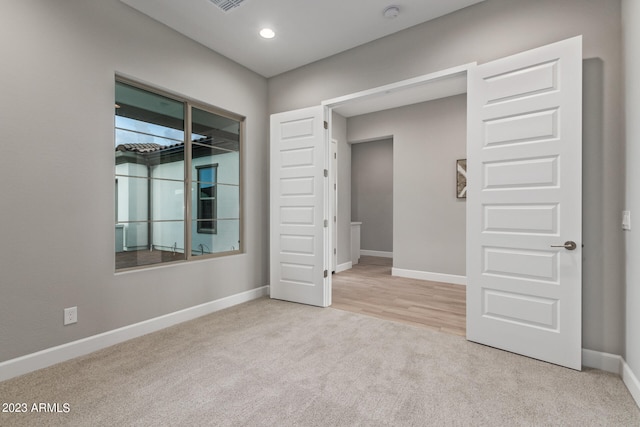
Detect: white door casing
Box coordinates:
(331, 139, 338, 272)
(270, 106, 331, 307)
(466, 37, 582, 369)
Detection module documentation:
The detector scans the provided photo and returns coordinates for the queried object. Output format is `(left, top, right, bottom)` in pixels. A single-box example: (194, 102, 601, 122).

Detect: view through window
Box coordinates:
(114, 80, 242, 270)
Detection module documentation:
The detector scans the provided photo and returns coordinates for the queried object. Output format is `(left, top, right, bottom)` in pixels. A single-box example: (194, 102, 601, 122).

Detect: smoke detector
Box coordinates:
(383, 5, 400, 19)
(209, 0, 246, 13)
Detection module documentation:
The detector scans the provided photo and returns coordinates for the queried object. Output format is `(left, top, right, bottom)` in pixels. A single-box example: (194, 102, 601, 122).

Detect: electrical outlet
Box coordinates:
(64, 307, 77, 325)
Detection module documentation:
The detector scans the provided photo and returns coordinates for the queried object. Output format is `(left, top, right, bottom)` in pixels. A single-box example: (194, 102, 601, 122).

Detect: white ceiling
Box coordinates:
(120, 0, 485, 78)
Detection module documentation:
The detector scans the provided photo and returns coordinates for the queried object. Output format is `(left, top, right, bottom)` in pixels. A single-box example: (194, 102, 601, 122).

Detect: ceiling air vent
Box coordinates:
(209, 0, 246, 12)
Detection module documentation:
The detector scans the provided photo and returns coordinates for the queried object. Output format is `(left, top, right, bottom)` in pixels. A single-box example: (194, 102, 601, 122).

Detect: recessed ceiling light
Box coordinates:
(259, 28, 275, 39)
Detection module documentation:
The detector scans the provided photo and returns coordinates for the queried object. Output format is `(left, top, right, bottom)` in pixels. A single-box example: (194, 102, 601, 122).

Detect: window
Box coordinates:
(114, 79, 242, 270)
(196, 164, 218, 234)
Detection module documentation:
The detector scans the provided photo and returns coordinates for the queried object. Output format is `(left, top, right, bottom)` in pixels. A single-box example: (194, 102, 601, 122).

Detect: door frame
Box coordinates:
(321, 63, 474, 276)
(331, 138, 338, 273)
(322, 64, 473, 117)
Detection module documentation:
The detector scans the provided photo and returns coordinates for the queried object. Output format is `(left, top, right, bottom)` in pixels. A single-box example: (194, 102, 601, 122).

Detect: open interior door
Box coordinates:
(466, 36, 583, 369)
(270, 106, 331, 307)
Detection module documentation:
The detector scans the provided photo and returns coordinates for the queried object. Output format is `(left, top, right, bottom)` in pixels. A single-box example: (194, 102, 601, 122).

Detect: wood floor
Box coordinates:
(332, 256, 466, 336)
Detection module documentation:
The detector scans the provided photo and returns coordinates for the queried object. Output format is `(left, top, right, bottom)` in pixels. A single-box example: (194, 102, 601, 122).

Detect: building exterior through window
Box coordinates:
(114, 79, 242, 270)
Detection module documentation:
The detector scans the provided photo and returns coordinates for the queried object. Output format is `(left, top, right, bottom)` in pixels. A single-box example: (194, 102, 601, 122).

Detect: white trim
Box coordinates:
(360, 250, 393, 258)
(336, 262, 353, 273)
(580, 349, 640, 409)
(581, 349, 622, 374)
(622, 359, 640, 408)
(349, 135, 394, 145)
(0, 286, 269, 382)
(322, 63, 475, 109)
(392, 268, 466, 286)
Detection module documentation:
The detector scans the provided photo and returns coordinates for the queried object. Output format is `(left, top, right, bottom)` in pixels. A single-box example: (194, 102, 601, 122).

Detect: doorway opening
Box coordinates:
(351, 137, 394, 260)
(323, 66, 470, 335)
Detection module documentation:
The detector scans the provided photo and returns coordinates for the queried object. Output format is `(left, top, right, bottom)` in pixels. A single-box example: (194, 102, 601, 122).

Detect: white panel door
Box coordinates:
(467, 36, 582, 370)
(270, 106, 331, 307)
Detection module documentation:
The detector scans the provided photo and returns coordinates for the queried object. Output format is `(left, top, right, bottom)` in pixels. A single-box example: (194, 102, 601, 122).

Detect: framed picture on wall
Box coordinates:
(456, 159, 467, 199)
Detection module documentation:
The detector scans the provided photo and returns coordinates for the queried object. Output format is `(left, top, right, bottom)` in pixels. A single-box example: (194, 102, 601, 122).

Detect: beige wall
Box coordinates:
(0, 0, 268, 363)
(269, 0, 625, 355)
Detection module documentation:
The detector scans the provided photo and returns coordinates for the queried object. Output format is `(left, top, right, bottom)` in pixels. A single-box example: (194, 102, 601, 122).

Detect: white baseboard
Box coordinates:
(622, 359, 640, 409)
(0, 286, 269, 383)
(582, 349, 623, 374)
(360, 250, 393, 258)
(581, 348, 640, 409)
(336, 262, 353, 273)
(392, 268, 466, 286)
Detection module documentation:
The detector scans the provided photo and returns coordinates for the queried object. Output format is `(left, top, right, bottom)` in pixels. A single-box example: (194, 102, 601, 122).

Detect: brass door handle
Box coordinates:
(550, 241, 577, 250)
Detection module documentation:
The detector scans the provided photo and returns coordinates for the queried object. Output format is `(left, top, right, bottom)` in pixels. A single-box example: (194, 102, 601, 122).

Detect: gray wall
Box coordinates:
(351, 139, 393, 254)
(348, 96, 466, 275)
(269, 0, 625, 356)
(0, 0, 268, 363)
(623, 0, 640, 378)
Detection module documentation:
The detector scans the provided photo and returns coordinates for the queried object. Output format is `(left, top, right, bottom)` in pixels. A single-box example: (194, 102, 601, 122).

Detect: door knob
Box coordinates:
(550, 241, 577, 250)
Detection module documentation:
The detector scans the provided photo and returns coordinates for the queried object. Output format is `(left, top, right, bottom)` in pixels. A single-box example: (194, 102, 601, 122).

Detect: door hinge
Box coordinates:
(324, 121, 328, 129)
(334, 153, 337, 159)
(324, 219, 328, 227)
(324, 270, 328, 278)
(334, 248, 337, 255)
(334, 216, 336, 222)
(324, 169, 328, 177)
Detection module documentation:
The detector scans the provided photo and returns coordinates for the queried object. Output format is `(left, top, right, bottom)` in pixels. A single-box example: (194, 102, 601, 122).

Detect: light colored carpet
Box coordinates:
(0, 298, 638, 426)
